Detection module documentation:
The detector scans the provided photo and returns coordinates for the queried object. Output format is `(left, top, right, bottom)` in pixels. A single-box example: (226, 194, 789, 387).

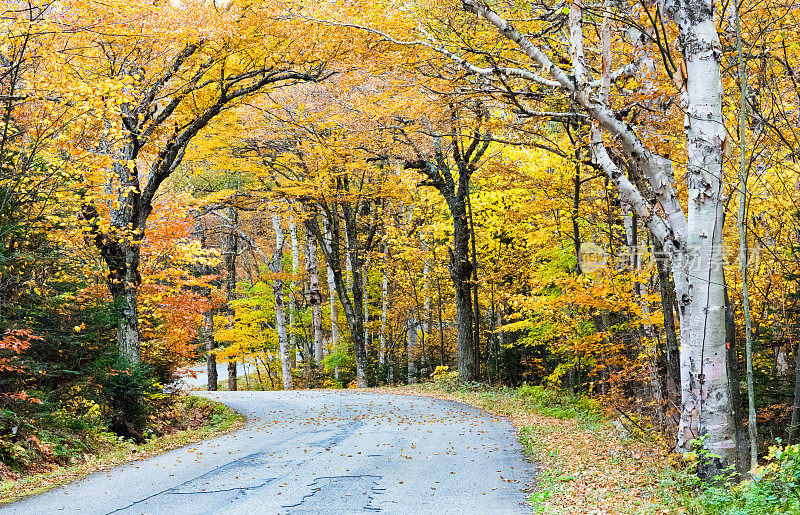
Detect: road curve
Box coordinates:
(4, 391, 533, 514)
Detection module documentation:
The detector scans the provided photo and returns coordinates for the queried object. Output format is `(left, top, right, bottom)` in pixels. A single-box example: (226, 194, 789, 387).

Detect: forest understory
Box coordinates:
(0, 396, 243, 505)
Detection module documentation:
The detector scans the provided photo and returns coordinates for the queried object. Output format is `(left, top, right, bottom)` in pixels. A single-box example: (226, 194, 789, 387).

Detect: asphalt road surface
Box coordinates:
(4, 391, 533, 514)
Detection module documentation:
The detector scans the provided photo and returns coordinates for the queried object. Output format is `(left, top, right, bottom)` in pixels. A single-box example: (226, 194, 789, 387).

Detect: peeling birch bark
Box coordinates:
(458, 0, 735, 474)
(272, 211, 292, 390)
(305, 218, 324, 367)
(380, 241, 389, 370)
(289, 216, 298, 368)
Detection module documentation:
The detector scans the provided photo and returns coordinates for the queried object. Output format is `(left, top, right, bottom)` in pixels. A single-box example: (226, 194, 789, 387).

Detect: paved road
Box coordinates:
(4, 391, 532, 514)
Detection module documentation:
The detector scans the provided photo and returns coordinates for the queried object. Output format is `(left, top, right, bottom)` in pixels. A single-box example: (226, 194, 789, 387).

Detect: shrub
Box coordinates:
(91, 356, 161, 442)
(430, 366, 459, 391)
(514, 384, 604, 424)
(682, 441, 800, 514)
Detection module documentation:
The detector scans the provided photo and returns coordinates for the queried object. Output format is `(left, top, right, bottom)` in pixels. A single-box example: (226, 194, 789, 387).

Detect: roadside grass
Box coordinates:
(376, 378, 686, 514)
(0, 395, 244, 505)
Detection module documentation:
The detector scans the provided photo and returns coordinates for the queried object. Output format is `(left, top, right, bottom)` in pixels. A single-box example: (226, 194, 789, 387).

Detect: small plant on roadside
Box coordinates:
(514, 384, 604, 425)
(429, 366, 459, 391)
(673, 438, 800, 514)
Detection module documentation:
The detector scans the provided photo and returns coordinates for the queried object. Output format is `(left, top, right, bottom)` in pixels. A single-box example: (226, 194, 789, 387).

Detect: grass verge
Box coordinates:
(375, 380, 685, 514)
(0, 395, 245, 505)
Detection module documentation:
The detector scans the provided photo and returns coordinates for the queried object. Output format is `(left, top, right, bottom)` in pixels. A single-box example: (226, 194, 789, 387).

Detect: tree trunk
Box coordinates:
(272, 212, 292, 390)
(734, 0, 757, 471)
(467, 194, 480, 378)
(204, 309, 217, 391)
(289, 215, 298, 368)
(363, 253, 370, 364)
(725, 284, 749, 475)
(407, 314, 419, 384)
(654, 239, 681, 406)
(324, 217, 338, 361)
(379, 241, 389, 373)
(673, 0, 737, 478)
(228, 361, 237, 391)
(305, 218, 324, 367)
(198, 223, 217, 391)
(313, 204, 373, 388)
(224, 206, 238, 391)
(350, 253, 369, 387)
(111, 250, 142, 364)
(789, 338, 800, 443)
(451, 201, 476, 382)
(422, 232, 431, 377)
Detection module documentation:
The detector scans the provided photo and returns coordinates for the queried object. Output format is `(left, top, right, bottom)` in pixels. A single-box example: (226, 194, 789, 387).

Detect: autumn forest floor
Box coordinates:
(0, 395, 244, 505)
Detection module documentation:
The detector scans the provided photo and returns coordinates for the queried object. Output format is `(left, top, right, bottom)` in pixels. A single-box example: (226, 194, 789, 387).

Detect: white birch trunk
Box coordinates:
(289, 216, 298, 368)
(422, 232, 431, 376)
(306, 224, 324, 366)
(407, 314, 418, 384)
(363, 253, 370, 356)
(379, 242, 388, 369)
(458, 1, 735, 470)
(272, 212, 292, 390)
(670, 0, 735, 475)
(323, 217, 338, 373)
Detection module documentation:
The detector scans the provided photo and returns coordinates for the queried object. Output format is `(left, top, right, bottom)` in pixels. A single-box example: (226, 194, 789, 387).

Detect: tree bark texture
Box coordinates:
(323, 217, 338, 361)
(224, 206, 239, 391)
(380, 241, 389, 371)
(304, 216, 324, 367)
(289, 216, 299, 368)
(407, 314, 419, 384)
(458, 0, 737, 475)
(272, 212, 292, 390)
(198, 223, 217, 391)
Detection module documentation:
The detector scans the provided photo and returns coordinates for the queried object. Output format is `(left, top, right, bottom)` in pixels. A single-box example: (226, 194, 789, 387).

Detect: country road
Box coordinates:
(3, 391, 533, 514)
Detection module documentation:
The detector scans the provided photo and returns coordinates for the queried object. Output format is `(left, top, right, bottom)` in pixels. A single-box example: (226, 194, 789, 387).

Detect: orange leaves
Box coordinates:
(0, 329, 40, 372)
(0, 330, 43, 404)
(136, 193, 220, 371)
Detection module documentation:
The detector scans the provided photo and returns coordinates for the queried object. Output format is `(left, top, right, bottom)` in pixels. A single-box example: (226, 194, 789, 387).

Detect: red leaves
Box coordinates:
(0, 329, 40, 372)
(0, 329, 43, 404)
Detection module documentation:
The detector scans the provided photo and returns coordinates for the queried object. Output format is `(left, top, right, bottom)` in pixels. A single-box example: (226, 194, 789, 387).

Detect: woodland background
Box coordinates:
(1, 0, 800, 505)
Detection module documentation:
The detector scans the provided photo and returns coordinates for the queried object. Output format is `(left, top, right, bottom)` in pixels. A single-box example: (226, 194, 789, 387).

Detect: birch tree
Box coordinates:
(304, 212, 325, 367)
(272, 211, 292, 390)
(289, 215, 299, 368)
(447, 0, 735, 475)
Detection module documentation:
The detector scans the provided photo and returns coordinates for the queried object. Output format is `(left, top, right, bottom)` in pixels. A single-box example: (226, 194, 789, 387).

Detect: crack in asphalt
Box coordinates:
(107, 450, 281, 514)
(282, 475, 384, 513)
(308, 419, 365, 448)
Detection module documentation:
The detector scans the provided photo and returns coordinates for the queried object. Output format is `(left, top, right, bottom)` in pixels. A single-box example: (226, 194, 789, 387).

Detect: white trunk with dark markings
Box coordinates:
(380, 241, 389, 370)
(323, 217, 338, 361)
(272, 212, 292, 390)
(669, 0, 734, 476)
(289, 216, 299, 368)
(460, 0, 736, 476)
(305, 219, 324, 366)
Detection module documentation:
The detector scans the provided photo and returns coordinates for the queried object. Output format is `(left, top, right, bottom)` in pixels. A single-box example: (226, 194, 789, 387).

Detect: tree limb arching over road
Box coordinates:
(4, 391, 532, 514)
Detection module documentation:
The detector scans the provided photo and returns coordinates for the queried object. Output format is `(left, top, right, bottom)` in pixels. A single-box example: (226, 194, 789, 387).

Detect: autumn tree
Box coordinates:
(53, 0, 329, 364)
